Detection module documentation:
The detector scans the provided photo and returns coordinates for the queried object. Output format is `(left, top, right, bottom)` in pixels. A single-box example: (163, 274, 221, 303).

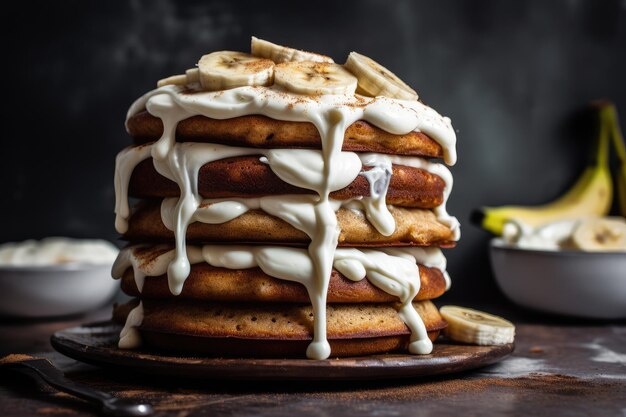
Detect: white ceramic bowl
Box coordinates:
(0, 263, 118, 318)
(490, 238, 626, 319)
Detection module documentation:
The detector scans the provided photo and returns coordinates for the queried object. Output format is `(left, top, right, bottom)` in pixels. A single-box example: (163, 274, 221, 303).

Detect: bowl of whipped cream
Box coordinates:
(490, 217, 626, 319)
(0, 237, 119, 317)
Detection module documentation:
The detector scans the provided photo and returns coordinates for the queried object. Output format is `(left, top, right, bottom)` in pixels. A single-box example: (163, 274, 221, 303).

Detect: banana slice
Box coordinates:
(185, 68, 199, 83)
(571, 217, 626, 252)
(274, 61, 357, 96)
(157, 68, 200, 88)
(198, 51, 274, 91)
(251, 36, 334, 64)
(345, 52, 418, 100)
(440, 306, 515, 345)
(157, 74, 188, 88)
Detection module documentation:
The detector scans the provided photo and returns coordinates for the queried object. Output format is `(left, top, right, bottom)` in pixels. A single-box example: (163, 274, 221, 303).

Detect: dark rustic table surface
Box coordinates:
(0, 303, 624, 417)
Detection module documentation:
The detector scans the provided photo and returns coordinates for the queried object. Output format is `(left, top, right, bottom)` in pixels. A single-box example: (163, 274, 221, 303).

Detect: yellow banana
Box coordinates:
(616, 163, 626, 218)
(607, 103, 626, 217)
(473, 103, 614, 235)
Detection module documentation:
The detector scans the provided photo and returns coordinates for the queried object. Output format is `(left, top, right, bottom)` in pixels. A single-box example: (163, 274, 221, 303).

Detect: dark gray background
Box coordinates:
(3, 0, 625, 307)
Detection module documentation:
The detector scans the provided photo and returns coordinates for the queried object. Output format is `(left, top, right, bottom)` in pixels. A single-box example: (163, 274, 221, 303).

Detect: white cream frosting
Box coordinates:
(113, 245, 450, 285)
(502, 219, 579, 251)
(115, 143, 459, 244)
(115, 83, 458, 359)
(117, 301, 144, 349)
(358, 153, 460, 240)
(0, 237, 118, 266)
(113, 244, 450, 354)
(125, 85, 457, 164)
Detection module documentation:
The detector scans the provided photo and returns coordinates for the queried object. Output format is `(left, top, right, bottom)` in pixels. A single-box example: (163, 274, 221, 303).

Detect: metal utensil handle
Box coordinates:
(18, 359, 153, 416)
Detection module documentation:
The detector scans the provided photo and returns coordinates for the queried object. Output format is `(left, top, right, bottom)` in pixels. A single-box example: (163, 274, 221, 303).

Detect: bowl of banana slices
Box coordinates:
(489, 217, 626, 319)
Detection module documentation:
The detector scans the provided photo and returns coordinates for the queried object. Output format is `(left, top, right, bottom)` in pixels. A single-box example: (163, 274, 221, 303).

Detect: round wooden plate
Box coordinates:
(51, 321, 514, 381)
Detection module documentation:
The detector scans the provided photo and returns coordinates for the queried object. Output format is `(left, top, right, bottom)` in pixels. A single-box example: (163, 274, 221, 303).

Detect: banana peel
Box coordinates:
(472, 102, 619, 236)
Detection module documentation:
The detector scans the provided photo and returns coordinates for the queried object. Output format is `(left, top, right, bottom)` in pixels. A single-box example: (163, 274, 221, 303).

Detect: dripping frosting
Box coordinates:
(115, 83, 457, 359)
(113, 244, 451, 353)
(115, 143, 458, 244)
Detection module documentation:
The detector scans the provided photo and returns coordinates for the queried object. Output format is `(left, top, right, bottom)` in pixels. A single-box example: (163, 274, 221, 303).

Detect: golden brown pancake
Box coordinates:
(120, 262, 447, 303)
(127, 112, 444, 158)
(113, 299, 445, 357)
(129, 156, 445, 208)
(124, 202, 457, 247)
(139, 331, 441, 358)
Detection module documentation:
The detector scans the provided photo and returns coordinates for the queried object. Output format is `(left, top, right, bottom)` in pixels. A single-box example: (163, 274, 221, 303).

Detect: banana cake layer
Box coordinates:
(127, 112, 444, 158)
(129, 156, 445, 208)
(113, 299, 445, 357)
(125, 201, 457, 247)
(120, 262, 446, 303)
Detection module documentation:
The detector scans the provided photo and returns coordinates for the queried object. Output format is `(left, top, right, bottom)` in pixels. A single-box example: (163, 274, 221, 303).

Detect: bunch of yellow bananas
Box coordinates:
(473, 101, 626, 235)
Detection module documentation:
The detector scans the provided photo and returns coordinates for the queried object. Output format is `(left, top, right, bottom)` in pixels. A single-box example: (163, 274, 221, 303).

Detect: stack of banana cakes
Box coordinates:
(112, 37, 459, 359)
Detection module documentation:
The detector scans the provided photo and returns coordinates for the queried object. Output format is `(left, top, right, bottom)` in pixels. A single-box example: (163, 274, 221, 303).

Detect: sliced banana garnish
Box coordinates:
(571, 217, 626, 252)
(345, 52, 418, 100)
(251, 36, 334, 64)
(198, 51, 274, 91)
(157, 68, 200, 88)
(274, 61, 357, 96)
(185, 68, 199, 83)
(440, 306, 515, 345)
(157, 74, 188, 88)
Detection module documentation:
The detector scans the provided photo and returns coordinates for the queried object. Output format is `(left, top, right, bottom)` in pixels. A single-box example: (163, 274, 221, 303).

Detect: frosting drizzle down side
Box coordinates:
(116, 143, 458, 240)
(126, 85, 457, 165)
(113, 244, 450, 353)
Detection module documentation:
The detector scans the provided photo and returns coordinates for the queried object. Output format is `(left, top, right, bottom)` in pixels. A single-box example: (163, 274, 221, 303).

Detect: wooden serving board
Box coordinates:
(51, 321, 514, 381)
